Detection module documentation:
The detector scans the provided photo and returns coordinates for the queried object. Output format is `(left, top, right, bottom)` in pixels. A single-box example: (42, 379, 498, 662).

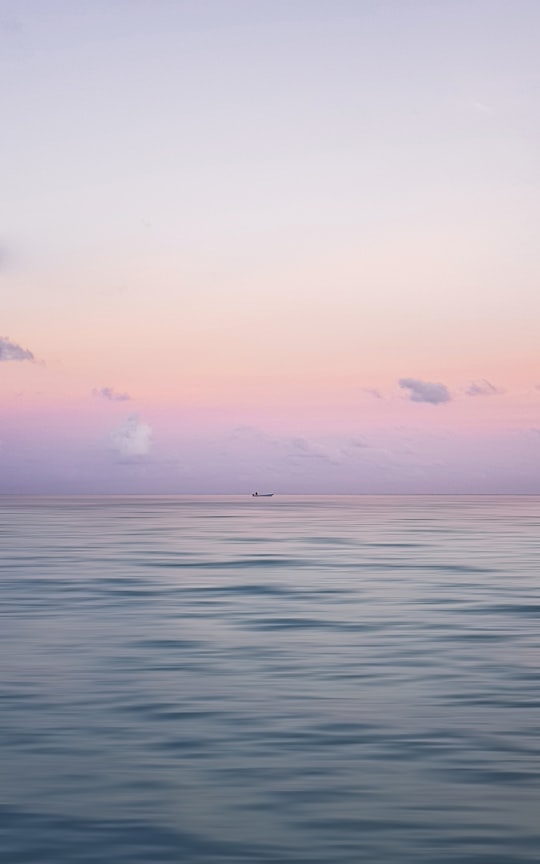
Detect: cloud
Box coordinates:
(228, 427, 348, 468)
(93, 386, 130, 402)
(362, 387, 383, 399)
(399, 377, 451, 405)
(287, 437, 347, 465)
(110, 415, 152, 458)
(348, 436, 369, 449)
(230, 425, 269, 442)
(0, 336, 34, 362)
(465, 379, 502, 397)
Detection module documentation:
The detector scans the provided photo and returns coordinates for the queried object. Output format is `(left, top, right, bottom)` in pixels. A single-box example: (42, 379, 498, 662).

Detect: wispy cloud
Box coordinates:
(288, 437, 343, 464)
(230, 425, 269, 443)
(465, 379, 502, 397)
(0, 336, 34, 363)
(110, 415, 152, 459)
(399, 378, 451, 405)
(362, 387, 383, 399)
(348, 436, 369, 449)
(229, 427, 349, 467)
(290, 437, 319, 456)
(93, 386, 130, 402)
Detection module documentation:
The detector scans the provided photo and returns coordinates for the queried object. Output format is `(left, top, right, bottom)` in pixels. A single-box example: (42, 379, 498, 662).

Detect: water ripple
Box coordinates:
(1, 495, 540, 863)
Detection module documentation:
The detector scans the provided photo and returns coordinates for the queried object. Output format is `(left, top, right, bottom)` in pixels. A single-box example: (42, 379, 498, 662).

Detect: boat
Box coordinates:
(251, 492, 274, 497)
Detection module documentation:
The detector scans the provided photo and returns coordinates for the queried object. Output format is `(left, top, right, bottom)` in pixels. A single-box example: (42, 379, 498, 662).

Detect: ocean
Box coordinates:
(1, 495, 539, 863)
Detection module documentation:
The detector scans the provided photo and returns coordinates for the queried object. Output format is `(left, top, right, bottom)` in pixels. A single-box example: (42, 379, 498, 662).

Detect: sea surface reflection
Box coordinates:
(1, 495, 540, 862)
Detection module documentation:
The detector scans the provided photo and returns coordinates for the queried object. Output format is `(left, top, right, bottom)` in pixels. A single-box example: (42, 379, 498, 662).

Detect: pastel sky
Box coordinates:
(2, 0, 539, 493)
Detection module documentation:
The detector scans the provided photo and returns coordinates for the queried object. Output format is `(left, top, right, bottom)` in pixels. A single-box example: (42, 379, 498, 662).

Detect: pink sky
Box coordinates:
(1, 1, 539, 493)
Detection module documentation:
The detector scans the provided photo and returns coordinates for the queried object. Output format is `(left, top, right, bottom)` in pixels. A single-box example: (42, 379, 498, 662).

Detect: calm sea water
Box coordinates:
(1, 495, 539, 863)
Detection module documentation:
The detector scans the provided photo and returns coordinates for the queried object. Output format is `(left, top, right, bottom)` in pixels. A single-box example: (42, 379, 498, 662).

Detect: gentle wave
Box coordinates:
(1, 495, 540, 863)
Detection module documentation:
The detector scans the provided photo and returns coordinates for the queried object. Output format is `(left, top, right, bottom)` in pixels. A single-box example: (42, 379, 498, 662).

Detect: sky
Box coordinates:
(1, 0, 540, 493)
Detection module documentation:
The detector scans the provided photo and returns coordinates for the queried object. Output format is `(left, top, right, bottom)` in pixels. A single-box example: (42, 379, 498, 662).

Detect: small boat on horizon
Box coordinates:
(251, 492, 274, 497)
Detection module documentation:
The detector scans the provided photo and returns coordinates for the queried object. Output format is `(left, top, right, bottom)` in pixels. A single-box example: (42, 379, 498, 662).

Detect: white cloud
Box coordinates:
(110, 415, 152, 458)
(0, 336, 34, 362)
(399, 377, 451, 405)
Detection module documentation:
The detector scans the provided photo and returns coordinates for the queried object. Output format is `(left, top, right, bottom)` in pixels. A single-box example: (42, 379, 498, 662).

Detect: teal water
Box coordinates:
(1, 495, 539, 863)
